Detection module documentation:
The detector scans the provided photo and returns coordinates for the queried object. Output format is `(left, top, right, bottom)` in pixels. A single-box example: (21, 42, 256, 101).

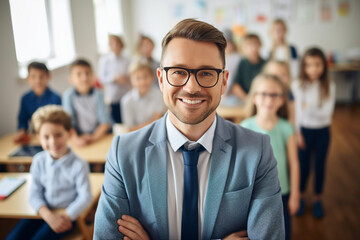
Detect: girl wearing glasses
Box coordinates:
(241, 73, 300, 240)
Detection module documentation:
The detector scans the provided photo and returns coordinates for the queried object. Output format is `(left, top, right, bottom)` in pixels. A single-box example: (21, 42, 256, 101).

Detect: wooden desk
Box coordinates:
(329, 63, 360, 103)
(217, 104, 246, 124)
(0, 134, 114, 164)
(0, 172, 104, 240)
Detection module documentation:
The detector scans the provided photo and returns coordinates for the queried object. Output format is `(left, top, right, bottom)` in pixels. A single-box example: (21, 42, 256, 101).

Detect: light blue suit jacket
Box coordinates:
(94, 114, 284, 239)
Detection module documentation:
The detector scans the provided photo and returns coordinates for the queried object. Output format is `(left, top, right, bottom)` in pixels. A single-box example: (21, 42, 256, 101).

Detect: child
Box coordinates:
(14, 62, 61, 143)
(98, 35, 131, 123)
(121, 61, 165, 131)
(292, 47, 336, 218)
(136, 35, 160, 83)
(6, 105, 92, 240)
(63, 59, 111, 147)
(269, 19, 299, 78)
(232, 33, 266, 100)
(241, 74, 300, 240)
(263, 60, 295, 125)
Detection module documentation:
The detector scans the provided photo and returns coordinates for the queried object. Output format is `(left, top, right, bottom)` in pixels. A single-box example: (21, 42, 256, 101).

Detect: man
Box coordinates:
(94, 19, 284, 240)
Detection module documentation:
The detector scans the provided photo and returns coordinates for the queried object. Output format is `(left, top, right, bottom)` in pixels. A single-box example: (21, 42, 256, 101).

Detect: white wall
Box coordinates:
(130, 0, 360, 61)
(0, 0, 99, 136)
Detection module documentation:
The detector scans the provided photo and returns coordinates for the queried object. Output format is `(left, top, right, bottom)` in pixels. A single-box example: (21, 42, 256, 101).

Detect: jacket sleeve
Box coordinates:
(94, 136, 130, 239)
(247, 134, 285, 240)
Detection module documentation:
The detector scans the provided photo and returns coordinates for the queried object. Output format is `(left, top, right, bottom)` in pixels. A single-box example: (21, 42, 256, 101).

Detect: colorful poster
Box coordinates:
(297, 0, 316, 23)
(338, 0, 350, 17)
(249, 0, 271, 23)
(320, 0, 332, 22)
(273, 0, 294, 21)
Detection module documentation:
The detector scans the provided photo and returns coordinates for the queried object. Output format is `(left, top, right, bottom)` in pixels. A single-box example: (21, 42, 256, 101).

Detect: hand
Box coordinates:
(73, 134, 92, 147)
(115, 75, 127, 85)
(288, 192, 300, 216)
(13, 130, 30, 144)
(296, 132, 306, 149)
(223, 230, 249, 240)
(117, 215, 150, 240)
(43, 212, 73, 233)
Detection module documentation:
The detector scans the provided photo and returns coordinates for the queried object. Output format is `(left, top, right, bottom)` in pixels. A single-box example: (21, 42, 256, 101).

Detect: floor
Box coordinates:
(292, 104, 360, 240)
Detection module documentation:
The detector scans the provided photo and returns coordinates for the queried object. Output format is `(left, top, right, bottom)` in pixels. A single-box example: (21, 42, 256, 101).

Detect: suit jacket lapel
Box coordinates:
(145, 115, 169, 239)
(202, 115, 233, 240)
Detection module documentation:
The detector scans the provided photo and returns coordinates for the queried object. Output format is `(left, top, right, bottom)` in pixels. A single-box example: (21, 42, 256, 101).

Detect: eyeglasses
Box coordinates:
(160, 66, 225, 88)
(255, 92, 284, 99)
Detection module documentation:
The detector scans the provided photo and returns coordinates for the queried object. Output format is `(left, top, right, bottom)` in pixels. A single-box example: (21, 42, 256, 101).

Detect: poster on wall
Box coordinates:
(249, 0, 271, 23)
(297, 0, 316, 23)
(337, 0, 350, 17)
(273, 0, 295, 21)
(320, 0, 332, 22)
(171, 0, 207, 25)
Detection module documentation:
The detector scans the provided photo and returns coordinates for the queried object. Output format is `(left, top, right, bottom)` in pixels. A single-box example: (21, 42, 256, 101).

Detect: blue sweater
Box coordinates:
(18, 88, 61, 130)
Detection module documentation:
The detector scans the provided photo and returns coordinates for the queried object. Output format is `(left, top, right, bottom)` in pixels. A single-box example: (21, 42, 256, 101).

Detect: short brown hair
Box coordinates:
(243, 33, 261, 44)
(109, 34, 124, 48)
(32, 105, 72, 133)
(161, 18, 227, 67)
(70, 58, 92, 71)
(28, 62, 49, 75)
(128, 60, 153, 76)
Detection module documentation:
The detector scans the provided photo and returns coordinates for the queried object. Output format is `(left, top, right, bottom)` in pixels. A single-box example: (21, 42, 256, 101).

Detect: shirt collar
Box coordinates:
(166, 113, 216, 153)
(45, 147, 74, 166)
(74, 88, 94, 96)
(30, 87, 50, 99)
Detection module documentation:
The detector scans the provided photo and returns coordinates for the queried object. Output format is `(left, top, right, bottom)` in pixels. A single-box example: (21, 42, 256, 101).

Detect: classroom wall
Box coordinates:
(130, 0, 360, 61)
(0, 0, 99, 136)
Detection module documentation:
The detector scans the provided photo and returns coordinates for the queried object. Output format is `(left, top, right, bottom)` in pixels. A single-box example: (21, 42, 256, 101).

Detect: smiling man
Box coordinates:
(94, 19, 284, 240)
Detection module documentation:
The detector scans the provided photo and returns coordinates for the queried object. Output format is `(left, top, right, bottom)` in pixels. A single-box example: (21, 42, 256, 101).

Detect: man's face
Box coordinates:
(158, 38, 228, 125)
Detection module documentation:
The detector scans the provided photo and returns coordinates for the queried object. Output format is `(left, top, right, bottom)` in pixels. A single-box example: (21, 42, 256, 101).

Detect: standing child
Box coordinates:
(241, 74, 300, 240)
(6, 105, 92, 240)
(269, 19, 299, 78)
(292, 48, 336, 218)
(121, 61, 165, 131)
(98, 35, 131, 123)
(15, 62, 61, 143)
(263, 60, 295, 125)
(232, 33, 266, 100)
(136, 35, 160, 83)
(63, 59, 111, 147)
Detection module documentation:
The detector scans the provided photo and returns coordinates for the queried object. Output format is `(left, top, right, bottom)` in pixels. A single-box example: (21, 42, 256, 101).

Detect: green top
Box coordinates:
(233, 58, 266, 93)
(240, 117, 294, 195)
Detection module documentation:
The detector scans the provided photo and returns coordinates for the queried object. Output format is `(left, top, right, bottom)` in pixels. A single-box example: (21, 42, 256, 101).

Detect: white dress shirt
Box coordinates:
(121, 86, 165, 128)
(98, 52, 131, 103)
(292, 79, 336, 131)
(166, 114, 216, 240)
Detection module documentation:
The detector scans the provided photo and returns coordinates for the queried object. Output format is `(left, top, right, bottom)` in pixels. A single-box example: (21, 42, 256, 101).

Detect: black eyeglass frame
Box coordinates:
(160, 66, 225, 88)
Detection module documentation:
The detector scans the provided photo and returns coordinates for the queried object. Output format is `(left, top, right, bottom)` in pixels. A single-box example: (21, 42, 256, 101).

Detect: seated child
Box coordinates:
(6, 105, 92, 240)
(63, 59, 111, 147)
(232, 33, 266, 100)
(15, 62, 61, 143)
(121, 61, 165, 131)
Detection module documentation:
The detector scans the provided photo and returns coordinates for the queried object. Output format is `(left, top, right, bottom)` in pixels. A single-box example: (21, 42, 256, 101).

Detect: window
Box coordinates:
(9, 0, 75, 78)
(93, 0, 124, 54)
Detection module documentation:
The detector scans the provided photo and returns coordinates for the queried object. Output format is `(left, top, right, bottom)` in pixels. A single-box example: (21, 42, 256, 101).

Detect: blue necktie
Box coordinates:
(181, 145, 204, 240)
